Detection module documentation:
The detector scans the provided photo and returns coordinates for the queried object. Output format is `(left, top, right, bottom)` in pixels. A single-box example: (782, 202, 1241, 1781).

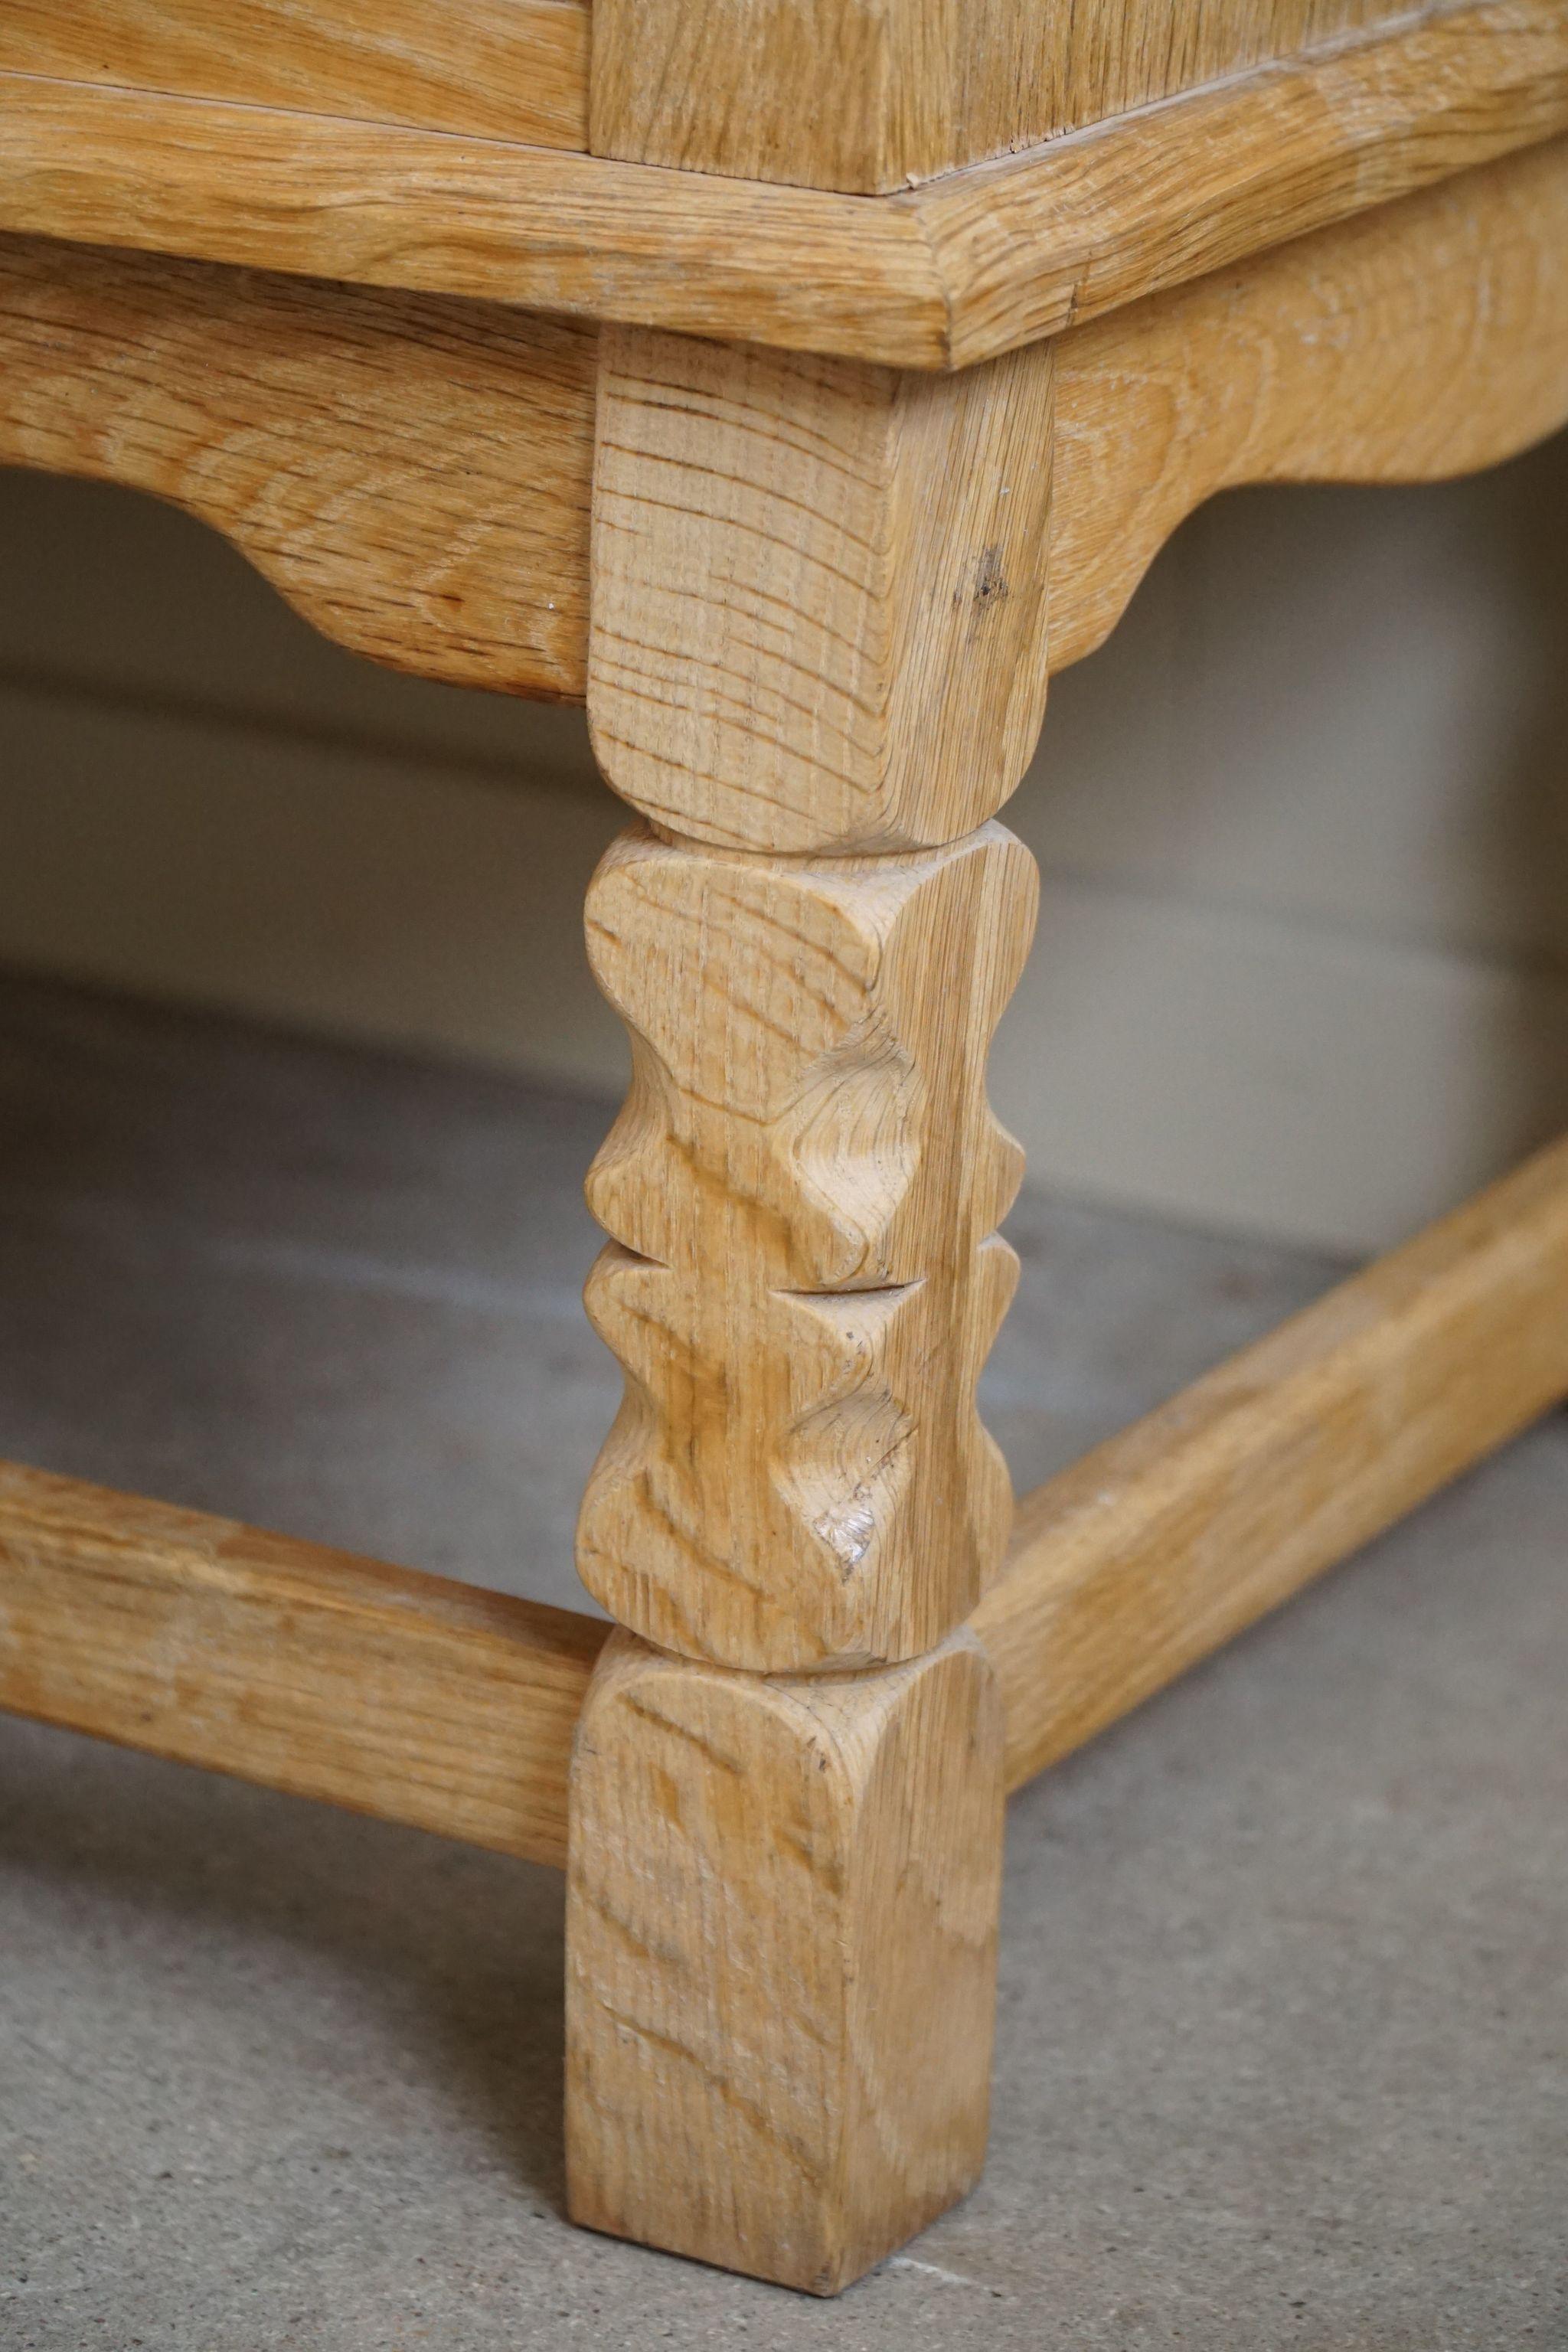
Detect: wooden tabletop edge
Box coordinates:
(2, 3, 1565, 365)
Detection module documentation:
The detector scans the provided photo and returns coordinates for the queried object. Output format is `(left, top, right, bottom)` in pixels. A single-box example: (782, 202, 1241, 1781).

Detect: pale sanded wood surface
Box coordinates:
(3, 142, 1560, 710)
(6, 1138, 1568, 1854)
(0, 0, 590, 151)
(3, 5, 1566, 368)
(2, 146, 1562, 707)
(590, 327, 1054, 853)
(926, 0, 1568, 364)
(577, 822, 1037, 1671)
(630, 0, 1568, 355)
(975, 1134, 1568, 1791)
(0, 73, 940, 368)
(1050, 132, 1568, 671)
(565, 1628, 1004, 2292)
(0, 232, 595, 699)
(4, 14, 1563, 2302)
(590, 0, 1406, 191)
(576, 240, 1033, 2270)
(0, 1460, 606, 1868)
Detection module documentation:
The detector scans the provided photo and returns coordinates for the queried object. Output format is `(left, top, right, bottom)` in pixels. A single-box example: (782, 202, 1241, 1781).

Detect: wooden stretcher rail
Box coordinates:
(2, 0, 1566, 368)
(973, 1133, 1568, 1786)
(0, 1466, 606, 1868)
(6, 1138, 1568, 1841)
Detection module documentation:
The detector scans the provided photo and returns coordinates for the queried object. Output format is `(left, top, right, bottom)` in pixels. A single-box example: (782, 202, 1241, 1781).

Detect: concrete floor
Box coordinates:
(1, 973, 1563, 2350)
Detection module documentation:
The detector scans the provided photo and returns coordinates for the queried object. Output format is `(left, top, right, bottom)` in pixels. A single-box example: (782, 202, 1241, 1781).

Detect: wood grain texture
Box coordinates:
(1050, 132, 1568, 671)
(0, 0, 590, 151)
(5, 143, 1560, 705)
(589, 326, 1054, 852)
(975, 1132, 1568, 1792)
(0, 72, 946, 368)
(926, 0, 1568, 365)
(578, 822, 1037, 1671)
(590, 0, 1402, 192)
(0, 232, 595, 699)
(0, 1460, 606, 1867)
(7, 1133, 1568, 1869)
(566, 1628, 1004, 2292)
(576, 285, 1037, 2276)
(4, 6, 1566, 368)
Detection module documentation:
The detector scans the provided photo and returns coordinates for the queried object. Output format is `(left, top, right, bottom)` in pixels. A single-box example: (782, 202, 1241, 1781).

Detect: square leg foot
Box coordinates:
(565, 1628, 1004, 2294)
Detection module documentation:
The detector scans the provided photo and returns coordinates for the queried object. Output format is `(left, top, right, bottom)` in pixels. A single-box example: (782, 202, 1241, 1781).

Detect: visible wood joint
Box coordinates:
(8, 1128, 1568, 1875)
(589, 324, 1055, 853)
(577, 818, 1037, 1671)
(565, 1627, 1004, 2292)
(569, 310, 1039, 2287)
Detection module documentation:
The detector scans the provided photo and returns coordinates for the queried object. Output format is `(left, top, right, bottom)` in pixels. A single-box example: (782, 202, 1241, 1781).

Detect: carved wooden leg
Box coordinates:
(565, 325, 1048, 2292)
(564, 822, 1036, 2286)
(575, 822, 1036, 1670)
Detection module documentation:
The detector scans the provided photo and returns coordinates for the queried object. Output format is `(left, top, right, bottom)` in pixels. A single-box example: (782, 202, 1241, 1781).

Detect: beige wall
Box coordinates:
(2, 436, 1566, 1254)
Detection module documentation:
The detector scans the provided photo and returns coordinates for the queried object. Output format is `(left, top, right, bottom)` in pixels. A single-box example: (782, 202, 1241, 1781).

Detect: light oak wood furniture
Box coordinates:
(2, 4, 1567, 2298)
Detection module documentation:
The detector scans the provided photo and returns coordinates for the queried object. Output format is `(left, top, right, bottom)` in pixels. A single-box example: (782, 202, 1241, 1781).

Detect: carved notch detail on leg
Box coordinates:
(577, 818, 1039, 1672)
(566, 1626, 1005, 2294)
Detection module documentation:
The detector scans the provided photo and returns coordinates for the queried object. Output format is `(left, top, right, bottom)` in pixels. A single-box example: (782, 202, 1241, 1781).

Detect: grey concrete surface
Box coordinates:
(0, 974, 1563, 2350)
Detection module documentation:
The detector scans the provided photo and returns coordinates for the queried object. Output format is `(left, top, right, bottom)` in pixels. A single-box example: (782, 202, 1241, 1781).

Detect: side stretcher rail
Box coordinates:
(6, 1133, 1568, 1847)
